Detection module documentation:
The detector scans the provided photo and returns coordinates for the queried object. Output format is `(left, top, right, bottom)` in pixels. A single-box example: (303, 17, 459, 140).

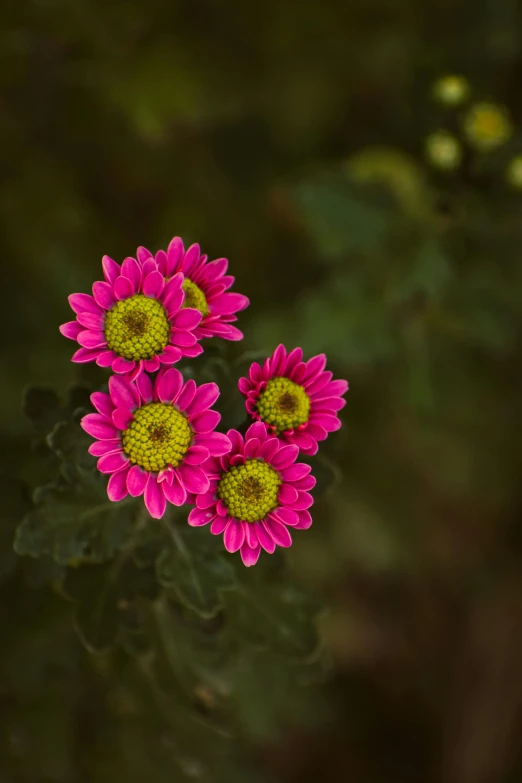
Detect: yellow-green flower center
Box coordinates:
(121, 402, 192, 473)
(105, 295, 170, 361)
(182, 278, 209, 317)
(256, 377, 311, 434)
(217, 459, 281, 522)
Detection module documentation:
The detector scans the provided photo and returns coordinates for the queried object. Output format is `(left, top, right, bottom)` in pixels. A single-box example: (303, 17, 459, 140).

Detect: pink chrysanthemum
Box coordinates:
(187, 422, 315, 567)
(135, 236, 249, 342)
(238, 344, 348, 456)
(60, 254, 203, 380)
(80, 369, 231, 519)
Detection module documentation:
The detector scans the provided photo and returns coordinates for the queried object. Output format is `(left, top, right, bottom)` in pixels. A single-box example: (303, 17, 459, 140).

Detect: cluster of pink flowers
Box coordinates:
(61, 237, 348, 566)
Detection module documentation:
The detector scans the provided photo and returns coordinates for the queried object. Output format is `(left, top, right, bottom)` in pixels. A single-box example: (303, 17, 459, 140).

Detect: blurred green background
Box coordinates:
(2, 0, 522, 781)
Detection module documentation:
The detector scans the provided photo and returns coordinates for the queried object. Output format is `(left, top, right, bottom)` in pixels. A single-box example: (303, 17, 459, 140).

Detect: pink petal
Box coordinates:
(278, 484, 299, 504)
(263, 518, 292, 548)
(160, 345, 182, 364)
(77, 330, 106, 348)
(177, 463, 210, 494)
(312, 413, 341, 432)
(136, 372, 154, 403)
(88, 439, 121, 457)
(102, 255, 120, 284)
(112, 357, 136, 374)
(121, 257, 142, 290)
(72, 347, 101, 363)
(244, 422, 266, 443)
(126, 465, 148, 497)
(204, 257, 228, 280)
(196, 491, 217, 509)
(144, 475, 167, 519)
(107, 468, 130, 502)
(270, 344, 287, 376)
(223, 519, 245, 552)
(280, 463, 311, 481)
(238, 377, 250, 395)
(176, 379, 196, 411)
(292, 431, 318, 452)
(258, 437, 280, 462)
(270, 506, 299, 526)
(184, 445, 210, 465)
(136, 245, 153, 265)
(313, 396, 346, 412)
(141, 258, 158, 278)
(191, 409, 220, 433)
(143, 270, 165, 298)
(96, 350, 116, 368)
(210, 292, 250, 315)
(293, 491, 314, 510)
(91, 391, 113, 417)
(171, 329, 197, 348)
(322, 379, 349, 397)
(306, 423, 327, 441)
(240, 543, 261, 567)
(113, 275, 134, 300)
(305, 373, 332, 396)
(185, 383, 220, 415)
(156, 367, 184, 404)
(59, 321, 83, 340)
(226, 429, 244, 456)
(143, 357, 160, 373)
(293, 475, 316, 491)
(210, 516, 228, 535)
(196, 432, 231, 457)
(163, 472, 187, 506)
(109, 375, 139, 410)
(244, 438, 260, 458)
(254, 521, 276, 553)
(269, 444, 299, 470)
(182, 243, 201, 276)
(303, 353, 327, 381)
(112, 408, 133, 430)
(76, 311, 105, 330)
(188, 507, 215, 527)
(97, 452, 129, 474)
(294, 510, 313, 530)
(68, 293, 102, 315)
(81, 414, 118, 440)
(208, 323, 243, 341)
(92, 281, 116, 310)
(171, 308, 202, 330)
(283, 347, 304, 375)
(180, 343, 204, 359)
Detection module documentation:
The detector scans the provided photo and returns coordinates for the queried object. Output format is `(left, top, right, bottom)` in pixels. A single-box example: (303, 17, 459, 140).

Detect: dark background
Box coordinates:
(2, 1, 522, 781)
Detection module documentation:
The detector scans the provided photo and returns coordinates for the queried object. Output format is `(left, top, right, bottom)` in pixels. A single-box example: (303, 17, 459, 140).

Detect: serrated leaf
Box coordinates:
(63, 560, 158, 652)
(14, 479, 137, 565)
(22, 385, 63, 435)
(225, 576, 322, 659)
(157, 525, 236, 618)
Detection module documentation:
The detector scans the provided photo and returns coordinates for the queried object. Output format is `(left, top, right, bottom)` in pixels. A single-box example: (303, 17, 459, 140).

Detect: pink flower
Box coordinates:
(60, 253, 203, 380)
(80, 369, 231, 519)
(188, 422, 315, 567)
(238, 344, 348, 456)
(136, 236, 249, 342)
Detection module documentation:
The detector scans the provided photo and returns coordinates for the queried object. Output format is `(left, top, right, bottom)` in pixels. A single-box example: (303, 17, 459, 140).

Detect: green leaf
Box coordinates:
(22, 385, 63, 435)
(157, 525, 237, 618)
(62, 559, 158, 652)
(14, 478, 137, 565)
(225, 574, 322, 659)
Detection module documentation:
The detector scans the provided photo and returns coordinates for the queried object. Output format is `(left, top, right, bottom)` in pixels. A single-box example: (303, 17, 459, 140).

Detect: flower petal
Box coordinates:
(156, 367, 184, 404)
(112, 408, 133, 430)
(292, 491, 314, 510)
(114, 275, 134, 300)
(191, 409, 221, 433)
(88, 439, 121, 457)
(240, 543, 261, 567)
(171, 308, 202, 330)
(92, 281, 116, 310)
(210, 516, 228, 535)
(257, 437, 280, 462)
(278, 484, 299, 504)
(109, 375, 139, 410)
(112, 357, 136, 375)
(188, 507, 215, 527)
(81, 414, 118, 440)
(97, 452, 129, 474)
(76, 312, 105, 330)
(77, 330, 106, 348)
(263, 518, 292, 548)
(269, 444, 299, 470)
(59, 321, 83, 340)
(223, 519, 245, 552)
(126, 465, 148, 497)
(91, 391, 113, 417)
(144, 474, 167, 519)
(186, 383, 220, 415)
(196, 431, 231, 457)
(184, 445, 210, 465)
(143, 270, 165, 298)
(254, 521, 276, 553)
(294, 510, 313, 530)
(121, 256, 142, 290)
(68, 293, 102, 315)
(136, 372, 153, 403)
(280, 463, 311, 481)
(102, 255, 121, 284)
(177, 463, 210, 494)
(107, 468, 130, 502)
(210, 292, 250, 315)
(163, 472, 187, 506)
